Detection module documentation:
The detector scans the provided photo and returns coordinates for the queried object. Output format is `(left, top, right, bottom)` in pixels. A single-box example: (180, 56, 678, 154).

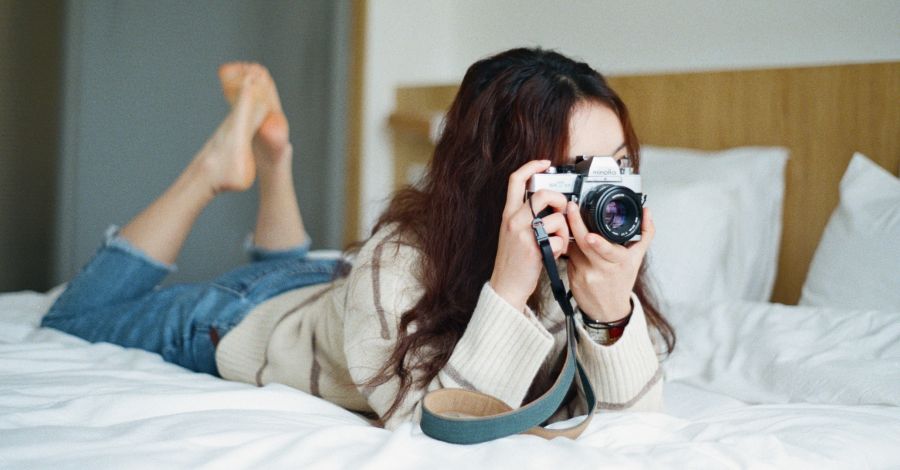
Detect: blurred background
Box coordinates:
(1, 0, 351, 290)
(1, 0, 898, 292)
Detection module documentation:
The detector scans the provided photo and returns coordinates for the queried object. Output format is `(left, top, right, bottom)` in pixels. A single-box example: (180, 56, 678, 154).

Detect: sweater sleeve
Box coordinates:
(342, 238, 555, 430)
(560, 292, 664, 419)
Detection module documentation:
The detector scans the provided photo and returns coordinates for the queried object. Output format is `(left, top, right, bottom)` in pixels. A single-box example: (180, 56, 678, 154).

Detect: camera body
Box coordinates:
(527, 156, 645, 244)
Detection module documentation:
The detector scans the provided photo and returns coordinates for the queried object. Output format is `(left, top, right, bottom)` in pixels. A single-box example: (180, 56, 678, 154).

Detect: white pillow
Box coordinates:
(640, 146, 789, 302)
(645, 181, 740, 304)
(800, 153, 900, 310)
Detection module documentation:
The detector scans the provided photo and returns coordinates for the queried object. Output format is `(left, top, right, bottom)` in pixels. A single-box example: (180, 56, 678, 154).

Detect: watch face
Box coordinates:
(585, 326, 611, 344)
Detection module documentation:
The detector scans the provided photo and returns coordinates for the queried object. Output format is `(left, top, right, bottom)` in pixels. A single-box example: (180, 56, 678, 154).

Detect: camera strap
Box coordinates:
(420, 217, 597, 444)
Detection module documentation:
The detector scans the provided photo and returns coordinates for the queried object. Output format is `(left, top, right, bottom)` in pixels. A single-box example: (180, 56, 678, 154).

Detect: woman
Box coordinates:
(42, 48, 675, 430)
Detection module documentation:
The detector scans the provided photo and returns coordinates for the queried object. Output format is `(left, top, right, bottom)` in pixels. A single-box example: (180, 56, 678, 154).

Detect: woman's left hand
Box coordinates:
(565, 201, 655, 323)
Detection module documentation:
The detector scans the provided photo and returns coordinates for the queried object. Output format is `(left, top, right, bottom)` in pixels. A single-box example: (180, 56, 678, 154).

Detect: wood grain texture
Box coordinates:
(391, 86, 458, 187)
(387, 63, 900, 304)
(609, 62, 899, 304)
(343, 0, 366, 247)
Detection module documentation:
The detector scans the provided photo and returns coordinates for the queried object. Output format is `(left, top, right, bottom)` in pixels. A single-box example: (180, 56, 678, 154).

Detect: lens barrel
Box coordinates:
(580, 186, 642, 244)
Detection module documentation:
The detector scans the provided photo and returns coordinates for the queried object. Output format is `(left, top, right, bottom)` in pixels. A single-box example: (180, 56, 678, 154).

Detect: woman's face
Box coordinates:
(565, 101, 627, 164)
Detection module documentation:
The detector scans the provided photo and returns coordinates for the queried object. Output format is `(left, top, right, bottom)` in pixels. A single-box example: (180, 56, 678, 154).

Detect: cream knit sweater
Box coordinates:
(215, 225, 663, 430)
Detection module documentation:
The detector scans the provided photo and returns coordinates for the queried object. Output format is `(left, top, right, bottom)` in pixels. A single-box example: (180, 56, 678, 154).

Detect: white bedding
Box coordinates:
(2, 290, 899, 469)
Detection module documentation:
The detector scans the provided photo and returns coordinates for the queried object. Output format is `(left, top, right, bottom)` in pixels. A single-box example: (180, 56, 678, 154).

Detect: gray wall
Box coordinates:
(0, 0, 63, 291)
(55, 0, 349, 286)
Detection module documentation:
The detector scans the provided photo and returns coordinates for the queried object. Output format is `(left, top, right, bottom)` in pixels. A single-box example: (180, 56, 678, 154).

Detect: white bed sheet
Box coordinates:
(1, 290, 899, 469)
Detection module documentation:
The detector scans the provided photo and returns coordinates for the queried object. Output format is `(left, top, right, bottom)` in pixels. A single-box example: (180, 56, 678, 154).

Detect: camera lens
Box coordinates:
(603, 200, 628, 229)
(581, 186, 642, 244)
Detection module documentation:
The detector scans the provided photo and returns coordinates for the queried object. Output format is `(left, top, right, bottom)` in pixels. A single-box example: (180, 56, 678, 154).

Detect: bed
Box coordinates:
(2, 288, 899, 468)
(3, 62, 899, 468)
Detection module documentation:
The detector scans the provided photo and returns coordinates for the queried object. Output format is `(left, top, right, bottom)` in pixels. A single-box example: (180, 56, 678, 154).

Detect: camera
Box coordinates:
(527, 156, 645, 244)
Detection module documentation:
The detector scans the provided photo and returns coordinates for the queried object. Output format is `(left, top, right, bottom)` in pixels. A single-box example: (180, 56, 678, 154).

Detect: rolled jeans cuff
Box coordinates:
(243, 231, 312, 262)
(104, 224, 177, 273)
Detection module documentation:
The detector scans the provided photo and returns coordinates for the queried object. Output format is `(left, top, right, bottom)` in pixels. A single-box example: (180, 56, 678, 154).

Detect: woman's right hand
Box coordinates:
(490, 159, 570, 312)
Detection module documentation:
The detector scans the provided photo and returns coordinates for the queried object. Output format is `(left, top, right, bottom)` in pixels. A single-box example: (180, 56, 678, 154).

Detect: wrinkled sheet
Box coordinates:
(1, 290, 898, 469)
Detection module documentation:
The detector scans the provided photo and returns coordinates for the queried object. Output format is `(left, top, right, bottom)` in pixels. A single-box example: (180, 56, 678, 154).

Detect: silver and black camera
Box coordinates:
(527, 156, 645, 244)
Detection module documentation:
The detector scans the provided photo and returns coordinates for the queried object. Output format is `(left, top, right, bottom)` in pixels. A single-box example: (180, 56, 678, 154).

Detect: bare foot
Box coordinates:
(197, 70, 270, 193)
(218, 62, 291, 168)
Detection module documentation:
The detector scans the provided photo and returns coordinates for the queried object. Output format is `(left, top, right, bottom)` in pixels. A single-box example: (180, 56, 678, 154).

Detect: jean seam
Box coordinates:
(210, 261, 336, 297)
(209, 283, 248, 299)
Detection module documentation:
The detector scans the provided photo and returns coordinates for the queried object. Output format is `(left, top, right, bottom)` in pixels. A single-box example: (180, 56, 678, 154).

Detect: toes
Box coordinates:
(219, 62, 259, 104)
(219, 62, 246, 105)
(247, 65, 282, 113)
(218, 62, 241, 82)
(231, 74, 256, 112)
(218, 62, 280, 113)
(236, 74, 272, 130)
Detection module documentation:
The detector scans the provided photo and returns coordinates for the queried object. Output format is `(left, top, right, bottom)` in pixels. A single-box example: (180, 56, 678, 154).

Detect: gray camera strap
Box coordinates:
(420, 216, 597, 444)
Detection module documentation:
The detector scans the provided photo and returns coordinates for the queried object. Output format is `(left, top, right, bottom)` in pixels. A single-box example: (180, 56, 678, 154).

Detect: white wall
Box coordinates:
(358, 0, 900, 238)
(360, 1, 458, 236)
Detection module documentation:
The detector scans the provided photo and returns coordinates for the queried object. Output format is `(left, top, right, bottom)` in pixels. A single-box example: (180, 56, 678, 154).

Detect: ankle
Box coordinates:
(189, 150, 229, 196)
(257, 163, 293, 191)
(256, 144, 293, 176)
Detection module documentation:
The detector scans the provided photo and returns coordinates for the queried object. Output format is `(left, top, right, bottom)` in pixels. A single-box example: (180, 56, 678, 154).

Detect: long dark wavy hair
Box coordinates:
(359, 48, 675, 423)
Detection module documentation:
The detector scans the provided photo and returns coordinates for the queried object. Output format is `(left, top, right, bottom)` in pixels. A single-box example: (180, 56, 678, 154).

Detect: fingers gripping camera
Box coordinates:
(527, 156, 645, 244)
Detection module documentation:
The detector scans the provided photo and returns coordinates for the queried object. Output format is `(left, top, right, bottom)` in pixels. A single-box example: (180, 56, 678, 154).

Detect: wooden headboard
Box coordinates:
(388, 62, 900, 304)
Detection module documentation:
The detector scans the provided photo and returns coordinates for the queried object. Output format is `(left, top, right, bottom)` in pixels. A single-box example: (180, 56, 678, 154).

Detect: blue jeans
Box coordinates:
(41, 225, 342, 376)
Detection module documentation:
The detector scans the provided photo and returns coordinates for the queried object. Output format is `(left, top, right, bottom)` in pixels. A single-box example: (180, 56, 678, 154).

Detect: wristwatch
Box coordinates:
(580, 299, 633, 345)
